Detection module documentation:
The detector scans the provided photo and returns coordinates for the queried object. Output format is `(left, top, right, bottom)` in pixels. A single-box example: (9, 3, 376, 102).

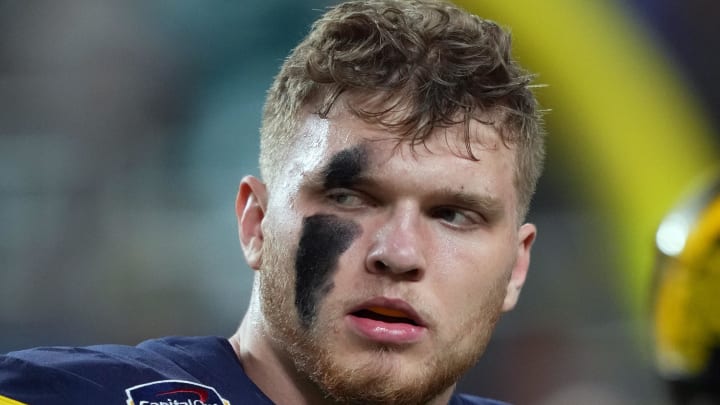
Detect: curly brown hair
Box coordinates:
(260, 0, 545, 218)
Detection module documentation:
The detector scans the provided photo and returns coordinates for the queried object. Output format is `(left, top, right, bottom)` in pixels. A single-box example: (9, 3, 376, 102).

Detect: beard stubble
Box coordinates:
(257, 226, 508, 404)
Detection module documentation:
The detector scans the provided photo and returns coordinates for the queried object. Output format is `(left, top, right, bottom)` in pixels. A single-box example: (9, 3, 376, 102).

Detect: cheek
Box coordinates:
(432, 237, 513, 301)
(294, 214, 361, 327)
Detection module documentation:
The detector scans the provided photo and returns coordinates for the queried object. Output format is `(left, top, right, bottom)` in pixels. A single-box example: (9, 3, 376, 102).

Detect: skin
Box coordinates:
(230, 102, 536, 405)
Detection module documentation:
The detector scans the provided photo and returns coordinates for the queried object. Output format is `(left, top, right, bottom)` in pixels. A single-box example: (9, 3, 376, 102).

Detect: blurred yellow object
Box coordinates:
(0, 395, 26, 405)
(453, 0, 718, 320)
(653, 172, 720, 397)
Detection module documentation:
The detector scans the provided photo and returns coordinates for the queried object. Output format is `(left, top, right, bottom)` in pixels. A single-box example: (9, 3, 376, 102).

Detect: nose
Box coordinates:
(365, 206, 426, 280)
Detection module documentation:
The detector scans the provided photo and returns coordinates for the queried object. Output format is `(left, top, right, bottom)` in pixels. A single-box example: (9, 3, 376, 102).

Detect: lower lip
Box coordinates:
(345, 314, 427, 344)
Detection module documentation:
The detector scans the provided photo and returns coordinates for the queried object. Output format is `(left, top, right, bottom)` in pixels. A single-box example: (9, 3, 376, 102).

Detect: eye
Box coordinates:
(430, 207, 482, 228)
(326, 190, 367, 208)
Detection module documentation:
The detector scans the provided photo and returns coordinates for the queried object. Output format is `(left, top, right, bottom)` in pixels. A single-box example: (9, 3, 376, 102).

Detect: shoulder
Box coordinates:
(0, 336, 242, 405)
(0, 343, 132, 403)
(450, 392, 511, 405)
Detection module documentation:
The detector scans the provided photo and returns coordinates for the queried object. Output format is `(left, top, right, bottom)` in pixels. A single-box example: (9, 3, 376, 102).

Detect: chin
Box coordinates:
(302, 338, 473, 405)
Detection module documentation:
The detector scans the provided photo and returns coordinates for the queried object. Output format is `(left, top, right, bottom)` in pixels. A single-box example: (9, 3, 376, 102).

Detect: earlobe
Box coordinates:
(236, 176, 268, 270)
(502, 223, 536, 312)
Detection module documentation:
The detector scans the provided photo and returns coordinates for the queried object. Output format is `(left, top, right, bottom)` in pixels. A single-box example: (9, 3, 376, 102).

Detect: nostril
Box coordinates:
(406, 268, 421, 280)
(374, 260, 389, 271)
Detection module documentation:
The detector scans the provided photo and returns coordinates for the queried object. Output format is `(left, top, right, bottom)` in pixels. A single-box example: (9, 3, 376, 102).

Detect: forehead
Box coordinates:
(292, 105, 514, 167)
(286, 107, 519, 210)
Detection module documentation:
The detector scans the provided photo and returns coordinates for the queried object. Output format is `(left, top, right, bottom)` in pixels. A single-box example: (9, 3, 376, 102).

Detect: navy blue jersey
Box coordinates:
(0, 336, 507, 405)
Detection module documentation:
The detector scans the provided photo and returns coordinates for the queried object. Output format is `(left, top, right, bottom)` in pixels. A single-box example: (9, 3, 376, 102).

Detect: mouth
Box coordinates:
(346, 298, 427, 344)
(351, 306, 421, 326)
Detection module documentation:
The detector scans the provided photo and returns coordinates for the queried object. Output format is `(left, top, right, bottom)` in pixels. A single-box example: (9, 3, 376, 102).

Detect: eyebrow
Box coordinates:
(305, 168, 371, 192)
(430, 187, 506, 220)
(316, 145, 370, 189)
(308, 167, 506, 219)
(304, 147, 507, 219)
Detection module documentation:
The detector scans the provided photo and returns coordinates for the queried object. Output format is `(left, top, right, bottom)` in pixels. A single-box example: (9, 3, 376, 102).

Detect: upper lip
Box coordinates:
(348, 297, 426, 327)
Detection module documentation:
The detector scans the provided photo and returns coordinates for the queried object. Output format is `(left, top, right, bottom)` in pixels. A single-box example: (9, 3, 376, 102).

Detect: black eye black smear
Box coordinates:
(322, 144, 369, 189)
(295, 214, 361, 327)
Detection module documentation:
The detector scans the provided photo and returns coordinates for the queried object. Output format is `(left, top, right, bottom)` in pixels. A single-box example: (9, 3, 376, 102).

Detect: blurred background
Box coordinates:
(1, 0, 718, 404)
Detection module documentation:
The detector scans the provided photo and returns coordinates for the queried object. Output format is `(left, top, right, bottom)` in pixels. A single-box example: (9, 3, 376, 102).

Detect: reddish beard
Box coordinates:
(257, 230, 507, 404)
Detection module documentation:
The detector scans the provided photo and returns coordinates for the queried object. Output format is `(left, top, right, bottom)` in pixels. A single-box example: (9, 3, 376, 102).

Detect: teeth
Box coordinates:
(368, 306, 408, 318)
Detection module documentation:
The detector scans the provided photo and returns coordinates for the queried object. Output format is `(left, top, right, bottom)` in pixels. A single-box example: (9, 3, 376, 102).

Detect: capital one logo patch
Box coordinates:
(125, 380, 230, 405)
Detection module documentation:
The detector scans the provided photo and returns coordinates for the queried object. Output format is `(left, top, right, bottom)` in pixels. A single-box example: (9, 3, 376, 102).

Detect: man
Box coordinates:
(0, 0, 544, 404)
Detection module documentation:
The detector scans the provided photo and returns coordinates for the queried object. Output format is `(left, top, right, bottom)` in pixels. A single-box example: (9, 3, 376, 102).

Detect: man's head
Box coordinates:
(236, 1, 545, 404)
(260, 0, 544, 220)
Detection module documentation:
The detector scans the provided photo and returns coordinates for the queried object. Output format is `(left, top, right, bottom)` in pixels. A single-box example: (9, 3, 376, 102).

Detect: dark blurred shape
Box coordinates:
(653, 171, 720, 404)
(628, 0, 720, 140)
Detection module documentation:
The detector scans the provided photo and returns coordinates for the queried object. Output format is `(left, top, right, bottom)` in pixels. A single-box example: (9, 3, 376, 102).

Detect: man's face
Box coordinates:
(251, 105, 535, 404)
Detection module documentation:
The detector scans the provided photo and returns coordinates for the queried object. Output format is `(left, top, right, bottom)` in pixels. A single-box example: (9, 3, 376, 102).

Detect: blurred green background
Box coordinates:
(1, 1, 718, 403)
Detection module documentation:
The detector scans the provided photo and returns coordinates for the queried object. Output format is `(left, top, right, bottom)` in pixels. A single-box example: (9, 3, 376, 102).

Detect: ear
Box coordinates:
(502, 223, 536, 312)
(236, 175, 268, 270)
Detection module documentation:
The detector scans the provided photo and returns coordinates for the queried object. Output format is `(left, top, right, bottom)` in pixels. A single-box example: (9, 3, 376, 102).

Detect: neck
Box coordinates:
(230, 292, 331, 405)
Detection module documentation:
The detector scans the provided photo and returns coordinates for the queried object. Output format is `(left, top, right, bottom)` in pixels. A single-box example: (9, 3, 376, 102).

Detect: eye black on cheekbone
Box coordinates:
(294, 214, 361, 327)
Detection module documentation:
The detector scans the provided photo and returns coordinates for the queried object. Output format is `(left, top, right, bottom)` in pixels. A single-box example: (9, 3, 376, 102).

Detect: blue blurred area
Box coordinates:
(1, 1, 717, 403)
